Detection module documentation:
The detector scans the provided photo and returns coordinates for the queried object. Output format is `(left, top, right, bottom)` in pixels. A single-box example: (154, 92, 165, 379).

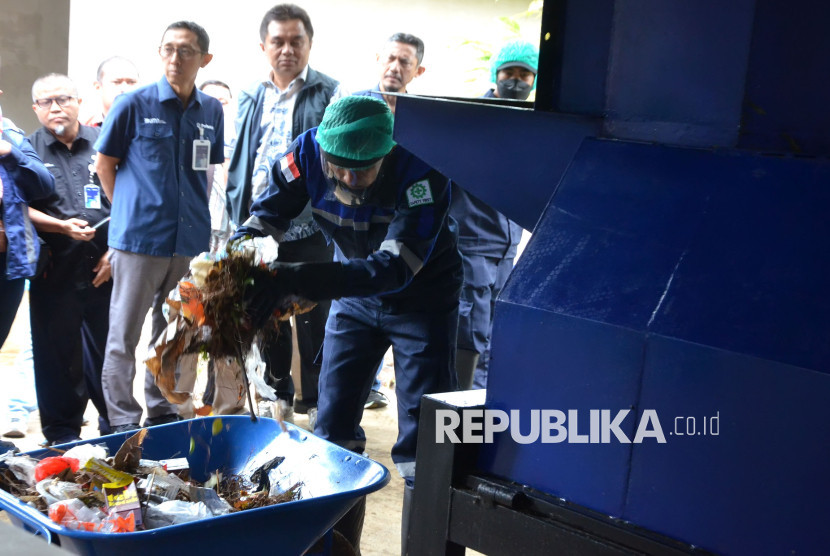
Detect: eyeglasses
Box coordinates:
(159, 45, 203, 60)
(33, 96, 77, 109)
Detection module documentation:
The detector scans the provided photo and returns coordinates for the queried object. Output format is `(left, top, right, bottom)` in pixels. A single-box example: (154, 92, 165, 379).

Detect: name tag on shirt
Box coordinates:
(84, 184, 102, 209)
(192, 139, 211, 171)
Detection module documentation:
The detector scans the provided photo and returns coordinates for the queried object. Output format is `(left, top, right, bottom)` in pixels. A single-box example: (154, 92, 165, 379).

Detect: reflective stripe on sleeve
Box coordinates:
(379, 239, 423, 275)
(242, 215, 285, 241)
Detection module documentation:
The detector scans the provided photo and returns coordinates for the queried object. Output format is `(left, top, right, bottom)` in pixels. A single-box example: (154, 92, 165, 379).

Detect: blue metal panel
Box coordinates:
(393, 95, 598, 231)
(603, 0, 756, 147)
(648, 152, 830, 372)
(628, 338, 830, 555)
(480, 303, 643, 517)
(480, 138, 830, 552)
(500, 139, 721, 330)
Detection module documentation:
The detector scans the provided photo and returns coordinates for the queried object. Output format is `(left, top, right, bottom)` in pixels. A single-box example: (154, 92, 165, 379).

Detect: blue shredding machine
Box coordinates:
(0, 416, 389, 555)
(399, 1, 830, 554)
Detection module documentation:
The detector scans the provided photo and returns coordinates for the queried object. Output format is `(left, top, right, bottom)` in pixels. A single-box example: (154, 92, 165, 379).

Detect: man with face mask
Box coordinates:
(234, 95, 462, 553)
(449, 40, 536, 391)
(488, 39, 539, 101)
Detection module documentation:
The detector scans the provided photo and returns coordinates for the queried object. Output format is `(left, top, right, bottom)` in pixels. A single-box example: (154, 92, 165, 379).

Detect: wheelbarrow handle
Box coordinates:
(0, 498, 55, 544)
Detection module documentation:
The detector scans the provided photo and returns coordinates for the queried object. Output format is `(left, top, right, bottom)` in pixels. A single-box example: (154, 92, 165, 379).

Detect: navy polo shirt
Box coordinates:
(94, 77, 224, 257)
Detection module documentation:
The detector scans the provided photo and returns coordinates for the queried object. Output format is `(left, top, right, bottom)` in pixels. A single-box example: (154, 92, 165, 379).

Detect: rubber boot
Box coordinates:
(455, 349, 480, 390)
(400, 482, 414, 555)
(334, 495, 366, 555)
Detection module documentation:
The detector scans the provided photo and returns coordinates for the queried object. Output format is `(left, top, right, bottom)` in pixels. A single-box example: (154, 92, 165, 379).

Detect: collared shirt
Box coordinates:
(353, 83, 385, 101)
(250, 65, 310, 202)
(29, 125, 109, 284)
(94, 77, 224, 257)
(250, 66, 346, 241)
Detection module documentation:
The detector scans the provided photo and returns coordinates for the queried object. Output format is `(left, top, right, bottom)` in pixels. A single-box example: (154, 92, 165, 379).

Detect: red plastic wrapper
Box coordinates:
(48, 499, 136, 533)
(34, 457, 80, 482)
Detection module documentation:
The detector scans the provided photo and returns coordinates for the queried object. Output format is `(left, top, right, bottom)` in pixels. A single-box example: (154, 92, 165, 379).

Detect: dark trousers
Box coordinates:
(0, 254, 25, 349)
(456, 252, 515, 389)
(262, 231, 333, 405)
(29, 277, 112, 441)
(316, 296, 459, 478)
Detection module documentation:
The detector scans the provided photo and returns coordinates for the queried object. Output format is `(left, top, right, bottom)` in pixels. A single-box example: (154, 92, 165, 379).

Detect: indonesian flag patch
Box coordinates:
(279, 152, 301, 182)
(406, 180, 434, 208)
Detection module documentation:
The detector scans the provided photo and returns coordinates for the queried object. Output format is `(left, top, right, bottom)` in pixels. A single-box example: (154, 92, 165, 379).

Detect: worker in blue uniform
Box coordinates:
(235, 95, 461, 553)
(451, 40, 536, 389)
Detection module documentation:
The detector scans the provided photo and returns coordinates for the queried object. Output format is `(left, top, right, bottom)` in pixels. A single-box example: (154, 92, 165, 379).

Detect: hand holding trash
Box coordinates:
(144, 236, 318, 412)
(244, 261, 345, 328)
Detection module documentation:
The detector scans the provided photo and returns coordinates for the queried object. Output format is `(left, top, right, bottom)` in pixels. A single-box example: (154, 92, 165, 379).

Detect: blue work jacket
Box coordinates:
(1, 121, 55, 279)
(241, 128, 462, 308)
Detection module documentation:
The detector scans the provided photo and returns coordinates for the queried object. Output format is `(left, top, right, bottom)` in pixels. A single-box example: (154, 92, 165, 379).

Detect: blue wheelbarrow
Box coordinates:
(0, 416, 389, 555)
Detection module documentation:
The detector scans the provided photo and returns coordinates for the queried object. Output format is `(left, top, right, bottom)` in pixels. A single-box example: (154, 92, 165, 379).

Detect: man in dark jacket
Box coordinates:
(236, 96, 461, 553)
(224, 4, 346, 424)
(27, 74, 112, 445)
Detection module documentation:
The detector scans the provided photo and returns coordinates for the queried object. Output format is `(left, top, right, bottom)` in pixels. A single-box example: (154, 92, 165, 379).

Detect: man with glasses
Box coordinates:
(26, 74, 112, 445)
(235, 95, 462, 553)
(94, 21, 224, 433)
(226, 3, 346, 427)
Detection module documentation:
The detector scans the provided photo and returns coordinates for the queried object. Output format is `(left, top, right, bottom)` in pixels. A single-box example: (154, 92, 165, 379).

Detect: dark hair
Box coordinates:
(387, 33, 425, 65)
(199, 80, 232, 97)
(260, 4, 313, 42)
(96, 56, 138, 82)
(163, 21, 210, 53)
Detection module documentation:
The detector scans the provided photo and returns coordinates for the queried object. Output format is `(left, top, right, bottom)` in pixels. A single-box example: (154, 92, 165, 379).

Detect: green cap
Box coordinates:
(316, 96, 396, 168)
(490, 40, 539, 90)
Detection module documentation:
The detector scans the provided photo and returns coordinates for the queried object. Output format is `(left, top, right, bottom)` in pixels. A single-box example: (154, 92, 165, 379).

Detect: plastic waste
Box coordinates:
(143, 500, 212, 529)
(48, 498, 135, 533)
(62, 444, 108, 468)
(3, 454, 39, 487)
(34, 456, 79, 482)
(35, 479, 85, 506)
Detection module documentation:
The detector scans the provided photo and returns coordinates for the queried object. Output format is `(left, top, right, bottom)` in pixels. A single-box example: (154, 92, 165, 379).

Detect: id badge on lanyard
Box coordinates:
(83, 159, 102, 209)
(84, 184, 102, 209)
(192, 126, 210, 171)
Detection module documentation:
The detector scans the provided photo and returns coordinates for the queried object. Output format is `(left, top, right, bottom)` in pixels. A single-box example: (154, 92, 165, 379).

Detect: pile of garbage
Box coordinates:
(145, 236, 316, 414)
(0, 429, 301, 533)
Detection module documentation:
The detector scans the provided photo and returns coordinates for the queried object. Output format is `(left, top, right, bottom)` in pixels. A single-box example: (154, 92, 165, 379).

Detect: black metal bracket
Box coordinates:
(407, 393, 714, 556)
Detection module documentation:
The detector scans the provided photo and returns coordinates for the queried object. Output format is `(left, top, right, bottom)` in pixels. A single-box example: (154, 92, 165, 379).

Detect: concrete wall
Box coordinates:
(0, 0, 70, 133)
(67, 0, 540, 122)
